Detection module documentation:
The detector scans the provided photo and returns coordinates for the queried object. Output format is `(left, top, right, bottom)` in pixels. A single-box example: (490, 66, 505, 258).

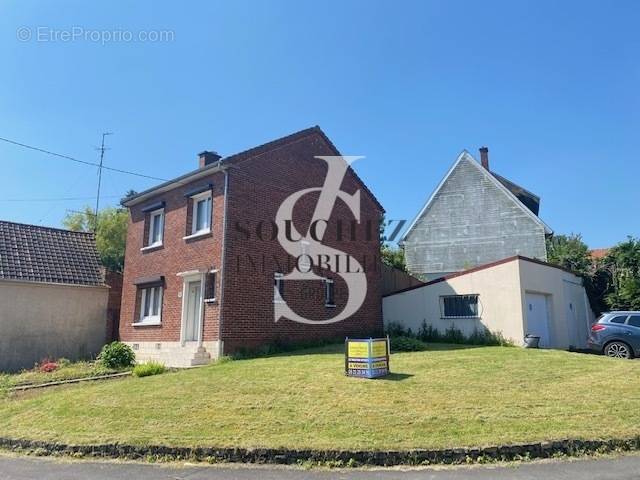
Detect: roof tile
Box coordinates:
(0, 220, 104, 286)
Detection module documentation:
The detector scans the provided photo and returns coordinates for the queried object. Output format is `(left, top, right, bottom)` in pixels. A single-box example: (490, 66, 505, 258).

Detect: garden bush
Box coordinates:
(133, 361, 167, 377)
(390, 335, 428, 352)
(385, 320, 513, 347)
(98, 342, 135, 369)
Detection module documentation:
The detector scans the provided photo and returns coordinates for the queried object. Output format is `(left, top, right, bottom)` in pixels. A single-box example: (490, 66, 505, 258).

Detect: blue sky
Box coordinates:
(1, 0, 638, 248)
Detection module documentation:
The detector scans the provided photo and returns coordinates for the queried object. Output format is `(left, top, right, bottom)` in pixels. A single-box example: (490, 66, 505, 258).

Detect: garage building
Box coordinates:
(383, 255, 595, 350)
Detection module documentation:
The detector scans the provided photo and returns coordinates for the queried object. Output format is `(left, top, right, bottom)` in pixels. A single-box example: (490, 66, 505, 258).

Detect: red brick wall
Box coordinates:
(104, 269, 123, 341)
(221, 132, 383, 353)
(119, 172, 225, 343)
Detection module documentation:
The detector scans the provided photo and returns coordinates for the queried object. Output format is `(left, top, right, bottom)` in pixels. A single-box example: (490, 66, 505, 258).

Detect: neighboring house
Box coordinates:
(0, 221, 109, 372)
(119, 126, 384, 367)
(401, 148, 552, 280)
(383, 255, 595, 350)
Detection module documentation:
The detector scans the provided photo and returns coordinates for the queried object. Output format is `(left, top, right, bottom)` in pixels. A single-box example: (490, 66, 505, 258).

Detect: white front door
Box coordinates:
(525, 293, 551, 348)
(184, 280, 202, 342)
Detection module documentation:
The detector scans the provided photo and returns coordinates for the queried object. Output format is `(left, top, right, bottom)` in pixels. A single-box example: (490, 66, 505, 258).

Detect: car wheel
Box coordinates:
(604, 341, 633, 359)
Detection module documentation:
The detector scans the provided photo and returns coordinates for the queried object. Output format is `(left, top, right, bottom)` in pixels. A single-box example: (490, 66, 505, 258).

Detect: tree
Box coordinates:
(63, 205, 128, 272)
(379, 214, 407, 271)
(381, 244, 407, 271)
(602, 237, 640, 311)
(545, 234, 592, 275)
(546, 233, 608, 314)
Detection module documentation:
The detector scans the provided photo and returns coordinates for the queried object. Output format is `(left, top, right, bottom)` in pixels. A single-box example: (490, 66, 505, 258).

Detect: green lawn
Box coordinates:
(1, 345, 639, 451)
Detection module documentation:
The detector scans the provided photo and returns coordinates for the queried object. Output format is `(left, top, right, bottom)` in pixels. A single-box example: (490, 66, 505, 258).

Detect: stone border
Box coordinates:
(9, 372, 131, 392)
(0, 436, 639, 466)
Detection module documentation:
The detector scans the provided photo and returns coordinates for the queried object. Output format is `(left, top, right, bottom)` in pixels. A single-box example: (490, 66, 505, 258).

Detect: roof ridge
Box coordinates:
(0, 219, 95, 236)
(222, 126, 321, 163)
(122, 126, 385, 213)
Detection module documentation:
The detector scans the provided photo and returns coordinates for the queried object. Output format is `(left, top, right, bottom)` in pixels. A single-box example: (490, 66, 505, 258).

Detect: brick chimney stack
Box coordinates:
(479, 146, 489, 170)
(198, 150, 222, 169)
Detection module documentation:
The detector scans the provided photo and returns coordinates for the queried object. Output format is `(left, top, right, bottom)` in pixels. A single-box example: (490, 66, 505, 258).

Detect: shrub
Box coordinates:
(133, 361, 167, 377)
(390, 336, 428, 352)
(57, 358, 71, 368)
(98, 342, 135, 369)
(387, 319, 513, 347)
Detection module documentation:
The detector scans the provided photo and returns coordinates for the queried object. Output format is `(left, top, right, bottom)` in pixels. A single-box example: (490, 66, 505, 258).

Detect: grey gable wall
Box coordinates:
(404, 156, 547, 279)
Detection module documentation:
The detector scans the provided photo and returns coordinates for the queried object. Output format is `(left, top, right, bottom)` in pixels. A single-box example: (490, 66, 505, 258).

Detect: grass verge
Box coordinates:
(0, 344, 639, 451)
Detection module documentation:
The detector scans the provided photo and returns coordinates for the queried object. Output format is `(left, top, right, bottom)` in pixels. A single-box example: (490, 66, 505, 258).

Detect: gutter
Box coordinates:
(121, 163, 226, 208)
(217, 166, 230, 358)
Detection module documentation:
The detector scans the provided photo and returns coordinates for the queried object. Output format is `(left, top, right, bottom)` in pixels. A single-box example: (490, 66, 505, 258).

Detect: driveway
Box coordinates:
(2, 454, 640, 479)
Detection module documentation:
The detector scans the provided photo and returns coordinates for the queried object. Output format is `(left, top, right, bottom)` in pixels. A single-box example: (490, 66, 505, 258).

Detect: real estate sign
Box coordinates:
(345, 337, 390, 378)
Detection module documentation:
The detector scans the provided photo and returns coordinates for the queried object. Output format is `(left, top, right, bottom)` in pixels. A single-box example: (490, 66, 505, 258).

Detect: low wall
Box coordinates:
(0, 280, 109, 372)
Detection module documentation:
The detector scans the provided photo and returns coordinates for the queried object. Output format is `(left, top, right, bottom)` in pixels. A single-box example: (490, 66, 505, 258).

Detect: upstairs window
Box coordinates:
(441, 295, 479, 319)
(139, 286, 163, 324)
(192, 191, 212, 235)
(147, 208, 164, 247)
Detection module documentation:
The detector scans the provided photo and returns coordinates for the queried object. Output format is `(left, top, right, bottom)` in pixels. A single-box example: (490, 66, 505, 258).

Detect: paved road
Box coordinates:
(1, 454, 640, 479)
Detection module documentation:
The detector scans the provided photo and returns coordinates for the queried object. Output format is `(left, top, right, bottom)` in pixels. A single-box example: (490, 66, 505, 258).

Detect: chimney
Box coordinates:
(479, 146, 489, 170)
(198, 150, 222, 168)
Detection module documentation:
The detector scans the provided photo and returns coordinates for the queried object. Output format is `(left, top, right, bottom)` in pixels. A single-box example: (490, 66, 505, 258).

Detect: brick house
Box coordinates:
(120, 127, 384, 366)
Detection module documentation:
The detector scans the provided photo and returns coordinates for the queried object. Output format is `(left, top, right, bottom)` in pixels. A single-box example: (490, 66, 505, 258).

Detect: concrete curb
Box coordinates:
(9, 372, 131, 392)
(0, 436, 639, 466)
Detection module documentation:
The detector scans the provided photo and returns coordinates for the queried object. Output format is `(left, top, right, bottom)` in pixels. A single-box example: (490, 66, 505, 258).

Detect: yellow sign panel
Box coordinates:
(371, 340, 387, 358)
(347, 341, 369, 358)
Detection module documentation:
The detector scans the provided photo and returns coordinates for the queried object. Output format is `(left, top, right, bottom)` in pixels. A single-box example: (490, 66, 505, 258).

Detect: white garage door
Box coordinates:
(525, 293, 551, 348)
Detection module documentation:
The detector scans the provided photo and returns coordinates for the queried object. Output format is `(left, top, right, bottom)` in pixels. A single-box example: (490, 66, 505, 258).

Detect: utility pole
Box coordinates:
(95, 132, 113, 232)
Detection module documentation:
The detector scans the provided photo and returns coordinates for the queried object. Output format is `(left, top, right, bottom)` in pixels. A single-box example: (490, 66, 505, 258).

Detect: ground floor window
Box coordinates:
(440, 294, 479, 318)
(139, 286, 163, 324)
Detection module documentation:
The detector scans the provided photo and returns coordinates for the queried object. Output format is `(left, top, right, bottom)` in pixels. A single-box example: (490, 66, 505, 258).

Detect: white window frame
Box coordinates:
(324, 278, 335, 307)
(191, 191, 212, 236)
(143, 208, 164, 249)
(134, 285, 163, 325)
(440, 294, 480, 319)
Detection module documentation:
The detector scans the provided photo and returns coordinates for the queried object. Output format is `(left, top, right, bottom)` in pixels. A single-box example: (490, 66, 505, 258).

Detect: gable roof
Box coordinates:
(490, 172, 540, 216)
(401, 151, 552, 242)
(0, 220, 104, 286)
(122, 126, 384, 212)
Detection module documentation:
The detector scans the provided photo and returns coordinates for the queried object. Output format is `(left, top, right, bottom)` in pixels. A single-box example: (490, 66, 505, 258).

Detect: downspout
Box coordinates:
(217, 165, 229, 358)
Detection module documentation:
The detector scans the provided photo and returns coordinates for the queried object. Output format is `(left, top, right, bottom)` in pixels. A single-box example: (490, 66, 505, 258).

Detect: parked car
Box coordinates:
(588, 312, 640, 359)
